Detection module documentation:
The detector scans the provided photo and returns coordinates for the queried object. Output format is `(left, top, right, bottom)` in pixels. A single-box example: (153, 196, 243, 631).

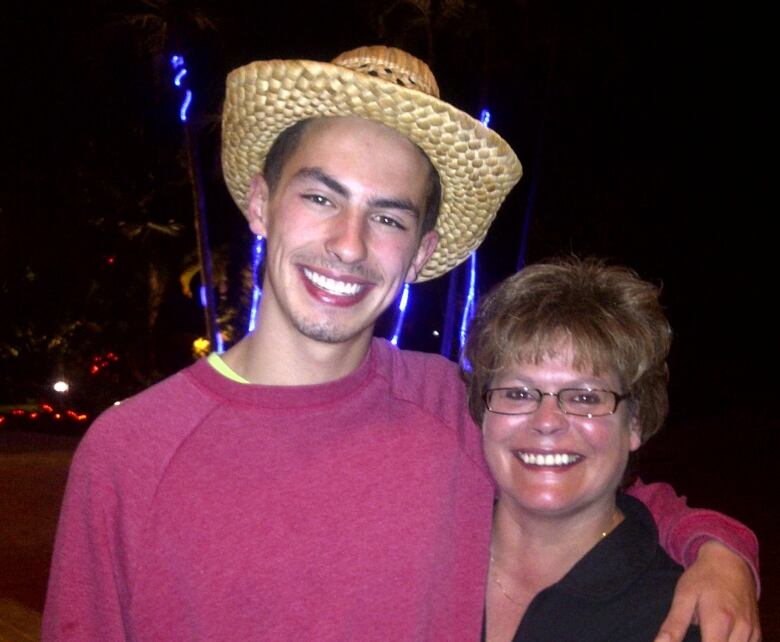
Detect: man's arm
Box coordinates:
(627, 478, 761, 642)
(654, 540, 760, 642)
(42, 431, 127, 640)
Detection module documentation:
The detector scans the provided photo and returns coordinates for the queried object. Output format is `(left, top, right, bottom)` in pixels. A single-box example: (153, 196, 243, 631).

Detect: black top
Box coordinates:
(484, 494, 701, 642)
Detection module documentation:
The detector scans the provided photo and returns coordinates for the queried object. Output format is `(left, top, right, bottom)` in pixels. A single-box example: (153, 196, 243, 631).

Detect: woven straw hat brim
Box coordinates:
(222, 58, 523, 282)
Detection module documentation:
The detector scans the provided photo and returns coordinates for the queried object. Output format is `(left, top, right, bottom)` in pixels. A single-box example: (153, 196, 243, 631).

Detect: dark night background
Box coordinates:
(1, 0, 776, 633)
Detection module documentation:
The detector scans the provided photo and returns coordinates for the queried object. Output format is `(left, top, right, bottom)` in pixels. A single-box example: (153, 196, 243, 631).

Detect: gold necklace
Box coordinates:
(490, 514, 617, 605)
(490, 554, 524, 605)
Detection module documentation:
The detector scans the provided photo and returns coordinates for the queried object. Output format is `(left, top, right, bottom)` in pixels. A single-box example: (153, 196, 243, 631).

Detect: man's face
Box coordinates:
(247, 117, 438, 347)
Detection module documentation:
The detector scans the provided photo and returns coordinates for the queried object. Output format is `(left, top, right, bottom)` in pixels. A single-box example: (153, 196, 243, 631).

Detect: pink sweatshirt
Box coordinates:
(42, 338, 758, 641)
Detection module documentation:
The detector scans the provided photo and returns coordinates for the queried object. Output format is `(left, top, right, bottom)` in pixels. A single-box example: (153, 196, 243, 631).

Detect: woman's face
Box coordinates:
(482, 345, 641, 521)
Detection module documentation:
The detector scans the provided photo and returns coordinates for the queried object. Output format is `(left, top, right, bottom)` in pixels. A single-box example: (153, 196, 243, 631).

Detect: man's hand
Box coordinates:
(654, 540, 761, 642)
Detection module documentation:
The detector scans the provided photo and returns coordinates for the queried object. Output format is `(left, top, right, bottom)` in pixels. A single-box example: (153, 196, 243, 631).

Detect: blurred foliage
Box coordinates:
(0, 0, 232, 417)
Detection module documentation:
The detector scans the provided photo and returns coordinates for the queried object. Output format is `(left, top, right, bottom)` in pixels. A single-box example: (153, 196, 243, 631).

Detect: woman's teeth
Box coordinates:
(515, 452, 582, 466)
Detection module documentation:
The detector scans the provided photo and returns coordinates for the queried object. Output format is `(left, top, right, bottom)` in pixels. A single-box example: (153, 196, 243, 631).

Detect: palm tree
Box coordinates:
(108, 0, 223, 351)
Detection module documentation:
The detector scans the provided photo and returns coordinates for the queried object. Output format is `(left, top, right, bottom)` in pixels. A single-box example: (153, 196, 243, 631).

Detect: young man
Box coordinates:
(43, 46, 760, 641)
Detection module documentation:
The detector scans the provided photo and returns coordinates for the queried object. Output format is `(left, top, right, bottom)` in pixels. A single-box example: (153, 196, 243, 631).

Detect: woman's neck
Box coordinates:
(484, 499, 622, 642)
(493, 500, 620, 583)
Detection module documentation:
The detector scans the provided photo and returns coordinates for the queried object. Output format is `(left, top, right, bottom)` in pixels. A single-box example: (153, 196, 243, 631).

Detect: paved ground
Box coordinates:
(0, 600, 40, 642)
(1, 414, 776, 641)
(0, 431, 76, 641)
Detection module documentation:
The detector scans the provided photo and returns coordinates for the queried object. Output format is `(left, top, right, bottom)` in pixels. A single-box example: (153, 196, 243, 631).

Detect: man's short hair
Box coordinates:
(262, 117, 441, 236)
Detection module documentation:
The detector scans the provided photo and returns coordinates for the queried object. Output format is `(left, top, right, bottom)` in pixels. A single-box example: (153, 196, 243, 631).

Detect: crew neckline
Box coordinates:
(186, 338, 383, 410)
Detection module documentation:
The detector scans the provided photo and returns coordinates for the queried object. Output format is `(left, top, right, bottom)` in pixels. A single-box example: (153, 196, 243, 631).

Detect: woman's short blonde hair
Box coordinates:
(463, 256, 672, 442)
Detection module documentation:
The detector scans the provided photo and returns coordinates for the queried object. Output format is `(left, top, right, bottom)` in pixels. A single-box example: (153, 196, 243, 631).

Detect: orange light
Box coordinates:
(192, 337, 211, 358)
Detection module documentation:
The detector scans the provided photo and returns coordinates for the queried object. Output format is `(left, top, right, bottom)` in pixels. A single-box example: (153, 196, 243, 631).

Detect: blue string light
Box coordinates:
(247, 236, 265, 333)
(179, 90, 192, 122)
(458, 252, 477, 351)
(392, 108, 492, 352)
(452, 108, 492, 358)
(390, 280, 412, 345)
(170, 54, 192, 122)
(450, 109, 492, 361)
(171, 53, 222, 353)
(173, 68, 187, 87)
(390, 283, 410, 346)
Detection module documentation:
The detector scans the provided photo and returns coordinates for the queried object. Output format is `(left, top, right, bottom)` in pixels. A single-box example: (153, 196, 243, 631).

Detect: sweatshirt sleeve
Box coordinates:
(626, 477, 760, 593)
(41, 429, 131, 641)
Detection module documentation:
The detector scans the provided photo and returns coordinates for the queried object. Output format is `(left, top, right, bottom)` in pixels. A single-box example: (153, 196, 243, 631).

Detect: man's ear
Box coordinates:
(405, 230, 439, 283)
(246, 174, 270, 237)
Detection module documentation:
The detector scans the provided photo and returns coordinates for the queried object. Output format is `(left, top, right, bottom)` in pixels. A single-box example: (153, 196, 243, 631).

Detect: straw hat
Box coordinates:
(222, 45, 523, 282)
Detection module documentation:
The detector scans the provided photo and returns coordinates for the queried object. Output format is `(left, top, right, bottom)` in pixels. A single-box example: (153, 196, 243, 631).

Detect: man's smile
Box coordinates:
(300, 266, 374, 305)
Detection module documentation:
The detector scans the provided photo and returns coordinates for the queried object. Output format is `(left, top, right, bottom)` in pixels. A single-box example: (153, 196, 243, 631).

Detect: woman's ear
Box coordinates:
(629, 414, 642, 452)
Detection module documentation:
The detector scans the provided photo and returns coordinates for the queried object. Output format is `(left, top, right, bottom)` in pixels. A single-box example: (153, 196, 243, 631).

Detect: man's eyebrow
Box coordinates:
(368, 197, 420, 219)
(293, 166, 420, 219)
(293, 167, 349, 198)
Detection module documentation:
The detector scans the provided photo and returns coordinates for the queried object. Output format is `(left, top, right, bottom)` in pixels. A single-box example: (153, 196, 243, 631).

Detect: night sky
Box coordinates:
(2, 0, 776, 612)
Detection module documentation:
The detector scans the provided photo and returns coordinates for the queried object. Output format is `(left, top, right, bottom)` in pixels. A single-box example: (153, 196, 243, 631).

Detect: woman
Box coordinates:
(464, 257, 700, 642)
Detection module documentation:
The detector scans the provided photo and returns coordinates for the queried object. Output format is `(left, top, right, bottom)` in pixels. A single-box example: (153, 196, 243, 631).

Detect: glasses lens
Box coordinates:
(558, 389, 616, 416)
(487, 388, 540, 414)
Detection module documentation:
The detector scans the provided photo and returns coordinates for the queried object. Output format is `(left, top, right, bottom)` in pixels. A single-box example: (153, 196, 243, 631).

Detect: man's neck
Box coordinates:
(222, 324, 373, 386)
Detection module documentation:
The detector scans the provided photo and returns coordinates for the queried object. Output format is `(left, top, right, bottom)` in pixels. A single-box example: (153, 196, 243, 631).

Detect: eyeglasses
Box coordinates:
(483, 387, 631, 417)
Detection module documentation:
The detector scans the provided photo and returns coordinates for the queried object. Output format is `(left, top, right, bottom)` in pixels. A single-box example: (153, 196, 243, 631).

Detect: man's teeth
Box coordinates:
(304, 269, 363, 296)
(516, 452, 581, 466)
